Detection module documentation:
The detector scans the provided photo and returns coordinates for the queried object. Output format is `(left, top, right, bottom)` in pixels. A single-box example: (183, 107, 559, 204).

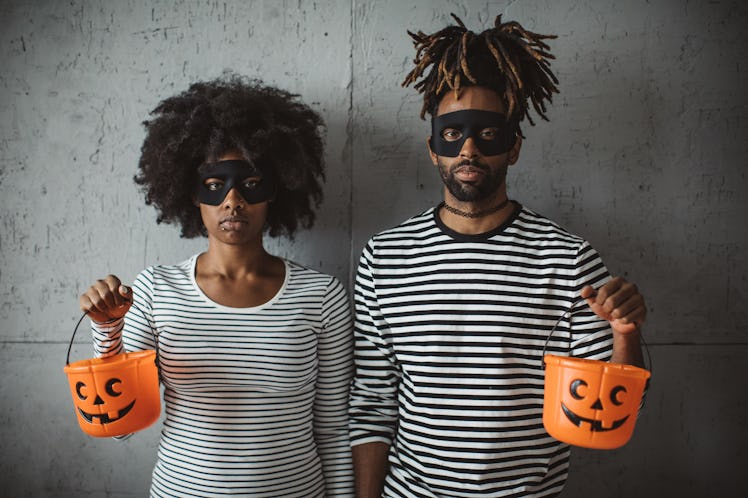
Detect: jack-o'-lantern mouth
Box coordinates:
(561, 403, 629, 432)
(78, 400, 136, 424)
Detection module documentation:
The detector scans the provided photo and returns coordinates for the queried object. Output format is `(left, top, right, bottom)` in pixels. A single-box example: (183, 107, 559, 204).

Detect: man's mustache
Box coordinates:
(451, 159, 489, 173)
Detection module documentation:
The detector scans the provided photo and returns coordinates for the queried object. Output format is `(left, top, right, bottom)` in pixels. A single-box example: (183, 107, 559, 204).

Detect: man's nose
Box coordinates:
(459, 136, 480, 158)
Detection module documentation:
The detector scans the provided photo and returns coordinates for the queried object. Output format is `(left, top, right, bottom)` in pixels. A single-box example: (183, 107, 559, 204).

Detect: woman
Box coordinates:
(79, 74, 354, 497)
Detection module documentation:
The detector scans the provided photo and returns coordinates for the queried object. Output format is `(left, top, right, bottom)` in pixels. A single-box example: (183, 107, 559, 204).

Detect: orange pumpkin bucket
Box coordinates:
(541, 303, 651, 449)
(64, 305, 161, 437)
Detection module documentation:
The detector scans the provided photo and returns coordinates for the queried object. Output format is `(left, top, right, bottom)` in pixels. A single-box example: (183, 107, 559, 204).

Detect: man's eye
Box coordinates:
(441, 128, 462, 141)
(479, 128, 499, 140)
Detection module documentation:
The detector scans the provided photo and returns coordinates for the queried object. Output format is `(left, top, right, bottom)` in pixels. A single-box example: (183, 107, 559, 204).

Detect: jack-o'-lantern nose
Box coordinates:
(93, 395, 105, 405)
(591, 398, 603, 410)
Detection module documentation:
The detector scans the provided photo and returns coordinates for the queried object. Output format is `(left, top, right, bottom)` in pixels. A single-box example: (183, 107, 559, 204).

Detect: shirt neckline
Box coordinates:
(189, 254, 290, 311)
(432, 201, 522, 241)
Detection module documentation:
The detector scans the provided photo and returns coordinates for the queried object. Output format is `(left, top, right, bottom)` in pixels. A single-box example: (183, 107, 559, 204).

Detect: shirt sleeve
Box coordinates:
(348, 241, 401, 447)
(568, 241, 615, 361)
(89, 268, 158, 440)
(91, 268, 157, 357)
(314, 276, 355, 497)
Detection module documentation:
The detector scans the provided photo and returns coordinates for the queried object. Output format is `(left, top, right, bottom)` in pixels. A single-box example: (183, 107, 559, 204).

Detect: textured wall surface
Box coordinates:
(1, 0, 746, 496)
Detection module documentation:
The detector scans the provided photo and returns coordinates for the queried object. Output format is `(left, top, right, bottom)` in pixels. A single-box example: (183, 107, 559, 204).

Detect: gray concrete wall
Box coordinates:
(1, 0, 745, 496)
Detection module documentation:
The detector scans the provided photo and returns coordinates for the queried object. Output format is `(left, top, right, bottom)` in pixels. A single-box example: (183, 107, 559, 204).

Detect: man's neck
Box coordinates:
(438, 195, 515, 235)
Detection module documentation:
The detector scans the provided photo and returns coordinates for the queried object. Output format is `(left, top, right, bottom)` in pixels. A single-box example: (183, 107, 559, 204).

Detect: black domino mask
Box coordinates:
(196, 160, 275, 205)
(430, 110, 519, 157)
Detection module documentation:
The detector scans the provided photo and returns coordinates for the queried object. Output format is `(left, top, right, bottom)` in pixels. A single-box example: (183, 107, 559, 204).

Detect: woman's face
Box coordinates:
(197, 150, 269, 246)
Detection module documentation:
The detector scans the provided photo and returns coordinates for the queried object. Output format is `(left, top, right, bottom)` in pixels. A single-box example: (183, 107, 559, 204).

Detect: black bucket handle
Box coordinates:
(540, 294, 652, 373)
(66, 298, 160, 373)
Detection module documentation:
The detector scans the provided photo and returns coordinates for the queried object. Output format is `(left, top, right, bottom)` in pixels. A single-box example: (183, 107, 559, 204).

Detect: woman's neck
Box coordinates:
(199, 240, 275, 279)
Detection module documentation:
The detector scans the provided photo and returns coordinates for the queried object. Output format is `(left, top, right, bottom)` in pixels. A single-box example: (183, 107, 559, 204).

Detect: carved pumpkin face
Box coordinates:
(64, 350, 161, 437)
(561, 375, 632, 432)
(73, 374, 137, 425)
(543, 355, 650, 449)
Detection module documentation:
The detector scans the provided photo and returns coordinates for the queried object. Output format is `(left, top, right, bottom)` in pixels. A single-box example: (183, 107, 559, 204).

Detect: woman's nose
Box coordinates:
(222, 187, 246, 208)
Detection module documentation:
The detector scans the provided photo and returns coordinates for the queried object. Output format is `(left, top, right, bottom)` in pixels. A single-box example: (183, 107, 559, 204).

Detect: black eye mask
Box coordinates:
(196, 160, 275, 205)
(430, 110, 519, 157)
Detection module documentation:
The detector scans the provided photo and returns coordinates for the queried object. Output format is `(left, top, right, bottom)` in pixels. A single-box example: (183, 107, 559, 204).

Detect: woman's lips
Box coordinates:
(219, 216, 249, 231)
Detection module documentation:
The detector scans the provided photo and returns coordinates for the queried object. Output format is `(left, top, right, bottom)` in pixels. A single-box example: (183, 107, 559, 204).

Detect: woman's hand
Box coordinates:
(79, 275, 132, 324)
(581, 276, 646, 334)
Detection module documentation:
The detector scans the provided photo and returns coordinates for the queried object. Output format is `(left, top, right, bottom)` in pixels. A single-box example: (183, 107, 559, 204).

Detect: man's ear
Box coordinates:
(508, 135, 522, 165)
(427, 136, 438, 165)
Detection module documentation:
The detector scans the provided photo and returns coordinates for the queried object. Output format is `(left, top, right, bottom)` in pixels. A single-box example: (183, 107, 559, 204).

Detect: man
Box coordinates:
(349, 14, 646, 498)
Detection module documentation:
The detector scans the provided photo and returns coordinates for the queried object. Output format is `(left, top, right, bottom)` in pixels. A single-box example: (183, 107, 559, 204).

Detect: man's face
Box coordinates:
(428, 86, 521, 203)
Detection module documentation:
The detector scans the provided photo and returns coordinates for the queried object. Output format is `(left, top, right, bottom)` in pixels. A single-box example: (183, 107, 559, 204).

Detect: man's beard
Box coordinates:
(437, 158, 507, 202)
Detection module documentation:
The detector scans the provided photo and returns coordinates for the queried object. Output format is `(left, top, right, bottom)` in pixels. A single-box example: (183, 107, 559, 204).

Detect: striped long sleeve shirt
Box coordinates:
(349, 204, 614, 498)
(93, 255, 354, 497)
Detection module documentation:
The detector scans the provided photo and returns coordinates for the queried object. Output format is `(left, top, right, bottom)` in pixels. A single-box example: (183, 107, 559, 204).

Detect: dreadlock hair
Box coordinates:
(402, 13, 559, 125)
(135, 72, 325, 239)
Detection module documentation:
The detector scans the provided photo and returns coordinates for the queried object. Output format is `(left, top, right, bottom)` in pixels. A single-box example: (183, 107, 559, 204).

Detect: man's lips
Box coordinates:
(453, 164, 486, 182)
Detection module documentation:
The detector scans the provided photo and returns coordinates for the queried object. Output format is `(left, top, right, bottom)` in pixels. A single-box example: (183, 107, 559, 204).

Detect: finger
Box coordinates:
(599, 279, 637, 313)
(91, 280, 118, 310)
(580, 287, 602, 319)
(579, 285, 597, 300)
(610, 318, 639, 334)
(118, 284, 132, 301)
(103, 275, 126, 307)
(79, 294, 109, 322)
(612, 295, 647, 325)
(79, 293, 95, 313)
(87, 287, 117, 316)
(609, 293, 639, 319)
(583, 282, 626, 322)
(595, 277, 624, 306)
(114, 286, 133, 315)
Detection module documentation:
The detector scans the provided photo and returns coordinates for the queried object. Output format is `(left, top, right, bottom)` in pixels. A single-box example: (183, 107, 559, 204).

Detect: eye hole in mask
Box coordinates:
(196, 160, 275, 205)
(430, 110, 519, 157)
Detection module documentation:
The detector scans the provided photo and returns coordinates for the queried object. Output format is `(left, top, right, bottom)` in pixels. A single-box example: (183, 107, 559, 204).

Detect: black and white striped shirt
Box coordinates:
(93, 255, 354, 497)
(349, 204, 614, 498)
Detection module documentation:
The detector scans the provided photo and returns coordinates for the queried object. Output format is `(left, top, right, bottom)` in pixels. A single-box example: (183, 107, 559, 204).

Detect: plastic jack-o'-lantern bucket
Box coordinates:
(541, 304, 651, 450)
(64, 304, 161, 437)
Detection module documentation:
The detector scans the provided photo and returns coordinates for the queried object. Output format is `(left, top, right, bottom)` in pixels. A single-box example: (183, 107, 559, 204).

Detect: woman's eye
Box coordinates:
(243, 178, 260, 189)
(203, 178, 224, 191)
(441, 128, 462, 141)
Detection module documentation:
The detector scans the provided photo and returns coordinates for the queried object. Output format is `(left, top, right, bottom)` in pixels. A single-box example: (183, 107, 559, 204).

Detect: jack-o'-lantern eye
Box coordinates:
(610, 385, 627, 406)
(75, 381, 88, 400)
(570, 379, 587, 400)
(105, 378, 123, 397)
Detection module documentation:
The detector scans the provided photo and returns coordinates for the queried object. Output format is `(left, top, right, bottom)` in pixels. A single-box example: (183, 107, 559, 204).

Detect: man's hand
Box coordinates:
(581, 276, 646, 334)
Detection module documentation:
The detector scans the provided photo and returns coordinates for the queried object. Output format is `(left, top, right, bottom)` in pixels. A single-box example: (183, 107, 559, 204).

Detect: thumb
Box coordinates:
(118, 285, 132, 300)
(585, 299, 606, 319)
(610, 317, 639, 335)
